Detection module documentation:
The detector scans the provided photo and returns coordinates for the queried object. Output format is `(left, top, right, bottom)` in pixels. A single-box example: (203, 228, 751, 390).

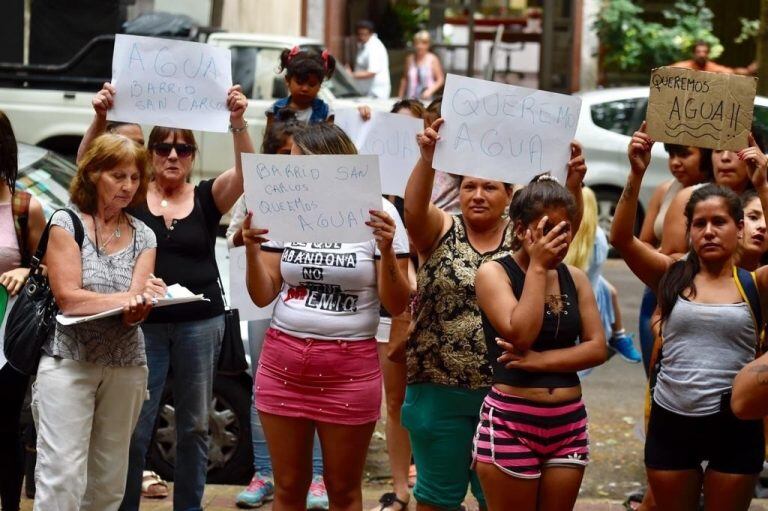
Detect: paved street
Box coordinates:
(17, 260, 768, 510)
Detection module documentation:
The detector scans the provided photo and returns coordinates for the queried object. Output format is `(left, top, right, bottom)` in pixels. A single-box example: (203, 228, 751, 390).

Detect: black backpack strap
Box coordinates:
(31, 208, 85, 271)
(734, 266, 764, 355)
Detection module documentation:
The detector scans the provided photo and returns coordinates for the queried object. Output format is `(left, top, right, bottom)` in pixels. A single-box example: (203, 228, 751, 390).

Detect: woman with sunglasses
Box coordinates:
(118, 86, 255, 511)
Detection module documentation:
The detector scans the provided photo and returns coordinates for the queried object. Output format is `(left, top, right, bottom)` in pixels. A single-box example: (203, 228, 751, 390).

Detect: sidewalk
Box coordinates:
(18, 485, 768, 510)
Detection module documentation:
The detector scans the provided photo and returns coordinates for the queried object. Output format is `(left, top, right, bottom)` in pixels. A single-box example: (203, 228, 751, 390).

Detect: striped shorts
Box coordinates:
(472, 387, 589, 479)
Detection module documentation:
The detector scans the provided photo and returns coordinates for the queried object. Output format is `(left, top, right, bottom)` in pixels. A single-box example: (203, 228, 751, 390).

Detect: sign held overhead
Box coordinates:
(432, 74, 582, 184)
(646, 66, 757, 151)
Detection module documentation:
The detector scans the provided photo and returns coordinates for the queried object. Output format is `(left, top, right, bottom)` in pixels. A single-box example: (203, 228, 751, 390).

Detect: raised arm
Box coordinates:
(610, 122, 672, 291)
(476, 216, 570, 352)
(211, 85, 255, 214)
(241, 212, 283, 307)
(76, 83, 114, 163)
(566, 141, 587, 234)
(369, 209, 411, 316)
(496, 267, 607, 372)
(404, 117, 451, 256)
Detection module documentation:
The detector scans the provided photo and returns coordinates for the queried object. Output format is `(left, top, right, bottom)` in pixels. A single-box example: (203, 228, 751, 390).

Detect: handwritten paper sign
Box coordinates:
(228, 246, 276, 321)
(108, 34, 233, 132)
(242, 154, 382, 243)
(335, 109, 423, 196)
(433, 74, 581, 183)
(647, 66, 757, 151)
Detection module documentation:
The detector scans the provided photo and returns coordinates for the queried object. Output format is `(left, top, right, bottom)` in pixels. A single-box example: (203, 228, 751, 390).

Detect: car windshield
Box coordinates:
(16, 149, 75, 218)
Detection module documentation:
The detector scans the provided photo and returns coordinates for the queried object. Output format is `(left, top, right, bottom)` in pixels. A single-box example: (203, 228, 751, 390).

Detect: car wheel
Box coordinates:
(594, 187, 643, 258)
(147, 374, 254, 484)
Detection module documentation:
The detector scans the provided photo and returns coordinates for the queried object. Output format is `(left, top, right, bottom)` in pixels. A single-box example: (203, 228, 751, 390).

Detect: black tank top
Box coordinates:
(481, 255, 581, 388)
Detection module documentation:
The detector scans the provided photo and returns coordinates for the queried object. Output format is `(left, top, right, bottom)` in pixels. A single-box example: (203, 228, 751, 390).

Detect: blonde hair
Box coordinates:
(564, 186, 597, 271)
(70, 134, 149, 214)
(413, 30, 431, 45)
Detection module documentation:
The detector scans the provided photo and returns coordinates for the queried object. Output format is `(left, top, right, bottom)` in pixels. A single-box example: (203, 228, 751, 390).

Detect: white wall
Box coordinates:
(220, 0, 302, 35)
(579, 0, 599, 91)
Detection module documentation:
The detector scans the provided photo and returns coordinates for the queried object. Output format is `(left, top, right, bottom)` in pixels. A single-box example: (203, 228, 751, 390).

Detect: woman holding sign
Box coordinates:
(611, 124, 768, 511)
(119, 86, 255, 511)
(241, 123, 412, 511)
(402, 118, 587, 511)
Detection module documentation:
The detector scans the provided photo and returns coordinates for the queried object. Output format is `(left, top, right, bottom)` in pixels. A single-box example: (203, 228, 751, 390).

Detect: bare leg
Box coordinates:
(317, 420, 377, 511)
(537, 466, 584, 511)
(475, 461, 538, 511)
(646, 468, 701, 511)
(259, 412, 315, 511)
(376, 316, 412, 508)
(702, 470, 756, 511)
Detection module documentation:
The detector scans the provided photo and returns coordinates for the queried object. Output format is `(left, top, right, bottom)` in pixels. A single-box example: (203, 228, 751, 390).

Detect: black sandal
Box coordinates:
(377, 492, 409, 510)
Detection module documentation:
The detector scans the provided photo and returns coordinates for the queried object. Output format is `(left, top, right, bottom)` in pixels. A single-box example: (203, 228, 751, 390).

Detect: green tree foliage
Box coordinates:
(594, 0, 722, 72)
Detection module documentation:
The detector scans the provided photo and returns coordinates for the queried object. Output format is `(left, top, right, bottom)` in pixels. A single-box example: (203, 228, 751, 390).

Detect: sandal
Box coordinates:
(375, 492, 409, 510)
(141, 471, 169, 499)
(622, 489, 643, 510)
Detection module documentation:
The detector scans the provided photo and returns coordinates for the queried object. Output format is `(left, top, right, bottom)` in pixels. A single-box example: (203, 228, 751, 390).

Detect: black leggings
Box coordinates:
(0, 363, 30, 511)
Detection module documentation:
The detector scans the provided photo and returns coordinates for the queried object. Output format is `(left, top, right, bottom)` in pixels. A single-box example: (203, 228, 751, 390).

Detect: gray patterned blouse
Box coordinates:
(43, 208, 157, 366)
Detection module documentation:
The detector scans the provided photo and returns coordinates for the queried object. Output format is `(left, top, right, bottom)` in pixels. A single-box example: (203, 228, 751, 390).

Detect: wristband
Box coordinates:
(229, 121, 248, 133)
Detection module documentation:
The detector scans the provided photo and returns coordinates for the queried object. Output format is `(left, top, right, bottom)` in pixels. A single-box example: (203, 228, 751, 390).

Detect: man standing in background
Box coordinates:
(672, 40, 757, 75)
(350, 20, 391, 98)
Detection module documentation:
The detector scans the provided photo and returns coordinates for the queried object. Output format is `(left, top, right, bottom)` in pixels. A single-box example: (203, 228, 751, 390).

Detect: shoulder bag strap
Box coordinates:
(31, 208, 85, 272)
(734, 266, 764, 356)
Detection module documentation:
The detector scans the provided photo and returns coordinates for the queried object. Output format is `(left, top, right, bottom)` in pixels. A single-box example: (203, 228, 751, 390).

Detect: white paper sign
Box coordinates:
(228, 246, 276, 321)
(242, 154, 382, 243)
(336, 109, 422, 196)
(109, 34, 233, 132)
(433, 74, 582, 183)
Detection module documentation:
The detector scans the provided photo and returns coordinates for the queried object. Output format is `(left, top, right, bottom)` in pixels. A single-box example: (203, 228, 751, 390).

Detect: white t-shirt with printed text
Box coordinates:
(263, 199, 408, 340)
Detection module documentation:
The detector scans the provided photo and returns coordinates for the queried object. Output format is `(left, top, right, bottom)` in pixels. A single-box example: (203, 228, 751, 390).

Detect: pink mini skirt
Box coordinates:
(254, 327, 382, 425)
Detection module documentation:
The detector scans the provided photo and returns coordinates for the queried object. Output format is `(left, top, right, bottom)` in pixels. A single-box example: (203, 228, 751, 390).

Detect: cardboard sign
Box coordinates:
(242, 154, 382, 243)
(432, 74, 581, 183)
(647, 66, 757, 151)
(228, 246, 276, 321)
(335, 109, 423, 196)
(109, 34, 233, 132)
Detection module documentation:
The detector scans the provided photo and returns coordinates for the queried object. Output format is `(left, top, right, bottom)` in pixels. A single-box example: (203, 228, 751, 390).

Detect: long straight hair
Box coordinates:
(0, 111, 18, 191)
(564, 186, 597, 271)
(657, 184, 743, 324)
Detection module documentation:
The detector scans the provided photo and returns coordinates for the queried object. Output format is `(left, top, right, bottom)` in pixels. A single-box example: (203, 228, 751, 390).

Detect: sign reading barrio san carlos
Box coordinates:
(646, 66, 757, 151)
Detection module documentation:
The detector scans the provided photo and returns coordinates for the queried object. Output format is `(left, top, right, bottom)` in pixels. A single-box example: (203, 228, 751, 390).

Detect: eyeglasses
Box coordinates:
(151, 143, 196, 158)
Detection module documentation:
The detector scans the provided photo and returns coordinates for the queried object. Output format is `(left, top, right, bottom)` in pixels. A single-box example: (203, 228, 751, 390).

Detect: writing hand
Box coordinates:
(628, 121, 654, 175)
(227, 85, 248, 123)
(241, 211, 270, 248)
(526, 216, 570, 271)
(416, 117, 444, 165)
(143, 277, 167, 301)
(366, 209, 396, 252)
(739, 133, 768, 190)
(93, 82, 116, 118)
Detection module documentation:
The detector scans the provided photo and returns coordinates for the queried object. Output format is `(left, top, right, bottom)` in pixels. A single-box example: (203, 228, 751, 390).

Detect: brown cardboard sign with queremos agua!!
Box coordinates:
(646, 66, 757, 151)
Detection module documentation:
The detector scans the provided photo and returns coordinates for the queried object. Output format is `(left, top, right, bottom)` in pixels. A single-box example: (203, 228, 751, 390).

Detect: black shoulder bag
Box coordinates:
(194, 194, 248, 375)
(4, 209, 84, 375)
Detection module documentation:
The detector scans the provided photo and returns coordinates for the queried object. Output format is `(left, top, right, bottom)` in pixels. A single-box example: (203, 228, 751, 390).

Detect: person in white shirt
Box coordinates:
(351, 20, 391, 99)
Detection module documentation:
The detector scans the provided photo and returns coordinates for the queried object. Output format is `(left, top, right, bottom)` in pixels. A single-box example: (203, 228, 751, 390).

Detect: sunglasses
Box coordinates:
(152, 143, 196, 158)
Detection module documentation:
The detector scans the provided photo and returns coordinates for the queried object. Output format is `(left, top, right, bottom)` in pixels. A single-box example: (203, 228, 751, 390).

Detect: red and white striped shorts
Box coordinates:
(472, 387, 589, 479)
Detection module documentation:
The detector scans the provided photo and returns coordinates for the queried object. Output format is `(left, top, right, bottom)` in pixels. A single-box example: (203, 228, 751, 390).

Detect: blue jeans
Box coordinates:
(247, 320, 323, 476)
(120, 315, 225, 511)
(638, 287, 657, 377)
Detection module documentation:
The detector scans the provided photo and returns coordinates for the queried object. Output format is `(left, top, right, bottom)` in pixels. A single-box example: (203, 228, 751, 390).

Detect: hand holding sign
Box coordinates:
(227, 85, 248, 125)
(241, 212, 270, 247)
(109, 34, 233, 132)
(566, 141, 587, 191)
(627, 121, 655, 176)
(366, 209, 397, 252)
(93, 82, 116, 118)
(417, 118, 444, 164)
(741, 134, 768, 190)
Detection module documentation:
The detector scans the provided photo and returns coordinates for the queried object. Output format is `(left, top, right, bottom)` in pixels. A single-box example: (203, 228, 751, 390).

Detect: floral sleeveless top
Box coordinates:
(407, 215, 513, 389)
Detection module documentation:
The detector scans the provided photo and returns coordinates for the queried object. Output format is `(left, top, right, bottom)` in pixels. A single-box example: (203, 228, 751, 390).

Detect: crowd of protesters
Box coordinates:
(1, 31, 768, 511)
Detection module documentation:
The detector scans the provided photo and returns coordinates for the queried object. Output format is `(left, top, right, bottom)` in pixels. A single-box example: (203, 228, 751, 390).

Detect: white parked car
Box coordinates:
(575, 87, 768, 237)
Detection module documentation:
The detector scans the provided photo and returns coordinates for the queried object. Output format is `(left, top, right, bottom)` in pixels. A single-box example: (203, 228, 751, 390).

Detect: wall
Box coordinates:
(220, 0, 302, 35)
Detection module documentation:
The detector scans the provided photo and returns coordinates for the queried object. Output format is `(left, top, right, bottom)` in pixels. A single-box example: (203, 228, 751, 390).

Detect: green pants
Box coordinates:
(401, 383, 489, 510)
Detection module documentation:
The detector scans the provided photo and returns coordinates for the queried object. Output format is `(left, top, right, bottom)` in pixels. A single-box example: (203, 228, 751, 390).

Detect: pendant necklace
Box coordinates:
(157, 183, 170, 208)
(93, 214, 122, 254)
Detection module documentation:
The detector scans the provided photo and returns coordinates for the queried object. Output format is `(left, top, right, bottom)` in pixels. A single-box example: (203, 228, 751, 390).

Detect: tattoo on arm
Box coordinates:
(618, 181, 635, 205)
(387, 262, 398, 282)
